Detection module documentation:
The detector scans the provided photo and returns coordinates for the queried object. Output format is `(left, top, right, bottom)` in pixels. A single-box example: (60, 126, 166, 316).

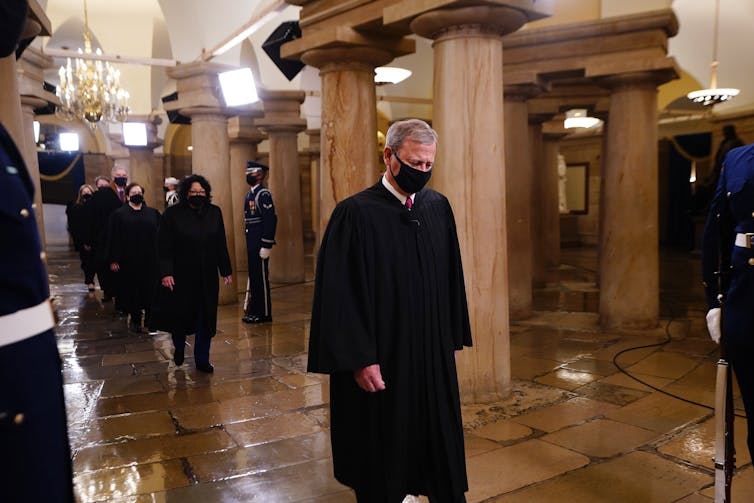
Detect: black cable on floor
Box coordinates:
(611, 318, 747, 419)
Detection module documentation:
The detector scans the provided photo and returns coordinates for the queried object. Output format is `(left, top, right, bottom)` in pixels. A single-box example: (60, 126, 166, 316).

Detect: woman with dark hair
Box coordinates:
(150, 174, 232, 373)
(66, 184, 96, 291)
(106, 183, 161, 332)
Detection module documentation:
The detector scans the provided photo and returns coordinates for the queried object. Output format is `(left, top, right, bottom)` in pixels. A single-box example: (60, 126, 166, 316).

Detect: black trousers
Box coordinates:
(244, 250, 271, 318)
(78, 247, 96, 284)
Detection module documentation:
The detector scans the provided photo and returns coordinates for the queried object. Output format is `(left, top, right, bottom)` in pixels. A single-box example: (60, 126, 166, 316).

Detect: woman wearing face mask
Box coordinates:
(66, 184, 97, 291)
(105, 183, 161, 332)
(149, 175, 232, 373)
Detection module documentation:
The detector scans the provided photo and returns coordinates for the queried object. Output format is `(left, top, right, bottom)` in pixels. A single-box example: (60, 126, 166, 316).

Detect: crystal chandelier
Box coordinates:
(686, 0, 739, 107)
(55, 0, 130, 126)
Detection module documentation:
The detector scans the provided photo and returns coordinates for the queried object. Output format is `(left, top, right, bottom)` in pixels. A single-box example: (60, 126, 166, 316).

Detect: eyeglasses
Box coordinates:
(394, 152, 433, 171)
(188, 190, 206, 196)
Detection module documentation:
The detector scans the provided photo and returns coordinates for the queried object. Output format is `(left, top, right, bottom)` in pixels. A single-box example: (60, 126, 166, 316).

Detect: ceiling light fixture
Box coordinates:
(686, 0, 739, 106)
(564, 109, 600, 129)
(55, 0, 130, 126)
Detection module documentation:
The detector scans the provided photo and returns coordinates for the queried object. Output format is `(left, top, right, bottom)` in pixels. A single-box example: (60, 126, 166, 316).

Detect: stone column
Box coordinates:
(306, 129, 321, 255)
(539, 130, 565, 284)
(128, 148, 161, 209)
(411, 6, 529, 403)
(301, 48, 394, 236)
(256, 90, 307, 284)
(166, 62, 236, 305)
(504, 93, 534, 320)
(228, 115, 265, 294)
(0, 55, 25, 150)
(599, 73, 660, 329)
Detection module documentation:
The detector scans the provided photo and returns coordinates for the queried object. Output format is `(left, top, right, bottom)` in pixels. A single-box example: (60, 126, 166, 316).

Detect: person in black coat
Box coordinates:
(106, 183, 161, 332)
(86, 168, 127, 302)
(150, 175, 232, 373)
(66, 183, 96, 291)
(702, 142, 754, 460)
(0, 1, 74, 499)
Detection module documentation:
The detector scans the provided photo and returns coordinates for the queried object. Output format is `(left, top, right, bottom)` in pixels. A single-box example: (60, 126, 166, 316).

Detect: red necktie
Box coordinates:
(405, 197, 412, 210)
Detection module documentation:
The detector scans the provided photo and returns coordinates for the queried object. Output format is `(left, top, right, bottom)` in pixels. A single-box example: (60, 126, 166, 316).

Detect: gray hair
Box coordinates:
(385, 119, 438, 152)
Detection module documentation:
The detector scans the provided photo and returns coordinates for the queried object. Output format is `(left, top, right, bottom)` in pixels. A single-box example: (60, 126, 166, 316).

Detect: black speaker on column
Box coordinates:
(262, 21, 305, 81)
(161, 92, 191, 125)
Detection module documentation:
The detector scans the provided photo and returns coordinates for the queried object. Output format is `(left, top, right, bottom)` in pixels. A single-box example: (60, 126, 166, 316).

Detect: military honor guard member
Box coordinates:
(242, 161, 277, 324)
(0, 1, 74, 499)
(164, 176, 179, 207)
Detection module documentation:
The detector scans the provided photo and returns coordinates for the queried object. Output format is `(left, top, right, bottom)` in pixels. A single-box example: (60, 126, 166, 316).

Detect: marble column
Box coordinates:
(183, 108, 236, 305)
(306, 129, 321, 268)
(228, 115, 265, 294)
(539, 131, 564, 284)
(504, 94, 533, 320)
(301, 47, 394, 236)
(0, 55, 25, 150)
(128, 148, 161, 210)
(411, 6, 528, 403)
(599, 73, 660, 329)
(256, 90, 307, 284)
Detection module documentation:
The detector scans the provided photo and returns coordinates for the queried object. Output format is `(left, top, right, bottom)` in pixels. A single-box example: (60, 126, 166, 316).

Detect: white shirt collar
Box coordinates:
(381, 173, 414, 206)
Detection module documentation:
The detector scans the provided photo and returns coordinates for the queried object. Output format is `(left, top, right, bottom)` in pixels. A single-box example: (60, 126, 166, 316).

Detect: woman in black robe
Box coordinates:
(106, 183, 160, 332)
(149, 175, 232, 373)
(66, 184, 96, 291)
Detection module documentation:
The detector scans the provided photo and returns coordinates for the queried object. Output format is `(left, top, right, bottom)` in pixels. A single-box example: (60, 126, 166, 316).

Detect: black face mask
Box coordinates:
(82, 193, 92, 201)
(129, 194, 144, 205)
(188, 195, 208, 208)
(246, 174, 260, 186)
(163, 186, 169, 193)
(392, 153, 432, 194)
(114, 177, 128, 187)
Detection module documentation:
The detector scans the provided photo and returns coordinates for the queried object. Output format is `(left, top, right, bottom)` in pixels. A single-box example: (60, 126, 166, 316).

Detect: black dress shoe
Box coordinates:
(196, 362, 214, 373)
(242, 315, 254, 324)
(245, 315, 272, 324)
(173, 346, 184, 365)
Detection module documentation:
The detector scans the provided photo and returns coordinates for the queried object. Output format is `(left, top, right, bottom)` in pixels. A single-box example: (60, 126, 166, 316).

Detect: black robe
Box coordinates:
(149, 202, 232, 336)
(308, 181, 472, 502)
(105, 204, 160, 314)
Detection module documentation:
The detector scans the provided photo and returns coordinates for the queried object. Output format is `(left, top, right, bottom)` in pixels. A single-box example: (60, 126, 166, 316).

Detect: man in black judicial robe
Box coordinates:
(308, 119, 472, 503)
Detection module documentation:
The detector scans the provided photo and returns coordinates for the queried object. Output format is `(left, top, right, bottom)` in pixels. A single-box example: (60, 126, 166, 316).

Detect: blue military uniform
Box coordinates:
(701, 143, 754, 459)
(0, 122, 74, 501)
(243, 161, 277, 322)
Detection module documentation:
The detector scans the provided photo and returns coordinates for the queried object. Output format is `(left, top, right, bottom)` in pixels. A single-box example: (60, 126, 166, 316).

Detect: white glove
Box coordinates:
(706, 308, 721, 344)
(259, 247, 271, 259)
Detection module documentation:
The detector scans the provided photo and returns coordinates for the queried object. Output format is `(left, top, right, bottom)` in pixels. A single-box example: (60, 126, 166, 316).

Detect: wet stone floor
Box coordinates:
(46, 245, 753, 502)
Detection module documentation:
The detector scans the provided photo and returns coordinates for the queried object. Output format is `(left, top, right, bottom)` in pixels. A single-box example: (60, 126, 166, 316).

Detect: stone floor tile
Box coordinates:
(472, 420, 533, 443)
(658, 416, 751, 468)
(625, 351, 702, 380)
(465, 439, 589, 501)
(464, 434, 504, 457)
(573, 380, 649, 406)
(224, 412, 323, 447)
(700, 465, 754, 501)
(535, 369, 601, 391)
(605, 392, 709, 433)
(560, 357, 618, 376)
(541, 418, 659, 458)
(491, 451, 710, 502)
(70, 410, 176, 448)
(510, 355, 561, 380)
(511, 397, 620, 433)
(597, 371, 673, 393)
(74, 459, 190, 502)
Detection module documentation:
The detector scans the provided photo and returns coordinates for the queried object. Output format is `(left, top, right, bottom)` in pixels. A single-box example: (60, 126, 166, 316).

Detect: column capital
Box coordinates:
(597, 66, 679, 90)
(256, 90, 307, 134)
(228, 116, 265, 144)
(406, 5, 532, 41)
(306, 129, 321, 155)
(301, 46, 396, 74)
(17, 46, 58, 105)
(165, 61, 235, 112)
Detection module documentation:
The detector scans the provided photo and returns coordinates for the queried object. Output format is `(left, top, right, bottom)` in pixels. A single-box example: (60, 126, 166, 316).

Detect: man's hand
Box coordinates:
(223, 275, 233, 285)
(162, 275, 175, 291)
(354, 364, 386, 392)
(259, 247, 271, 259)
(110, 262, 120, 272)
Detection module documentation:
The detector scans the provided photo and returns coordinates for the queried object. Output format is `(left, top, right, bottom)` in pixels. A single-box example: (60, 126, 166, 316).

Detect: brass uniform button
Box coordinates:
(40, 251, 47, 261)
(19, 208, 30, 218)
(14, 413, 24, 425)
(751, 211, 754, 218)
(748, 258, 754, 266)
